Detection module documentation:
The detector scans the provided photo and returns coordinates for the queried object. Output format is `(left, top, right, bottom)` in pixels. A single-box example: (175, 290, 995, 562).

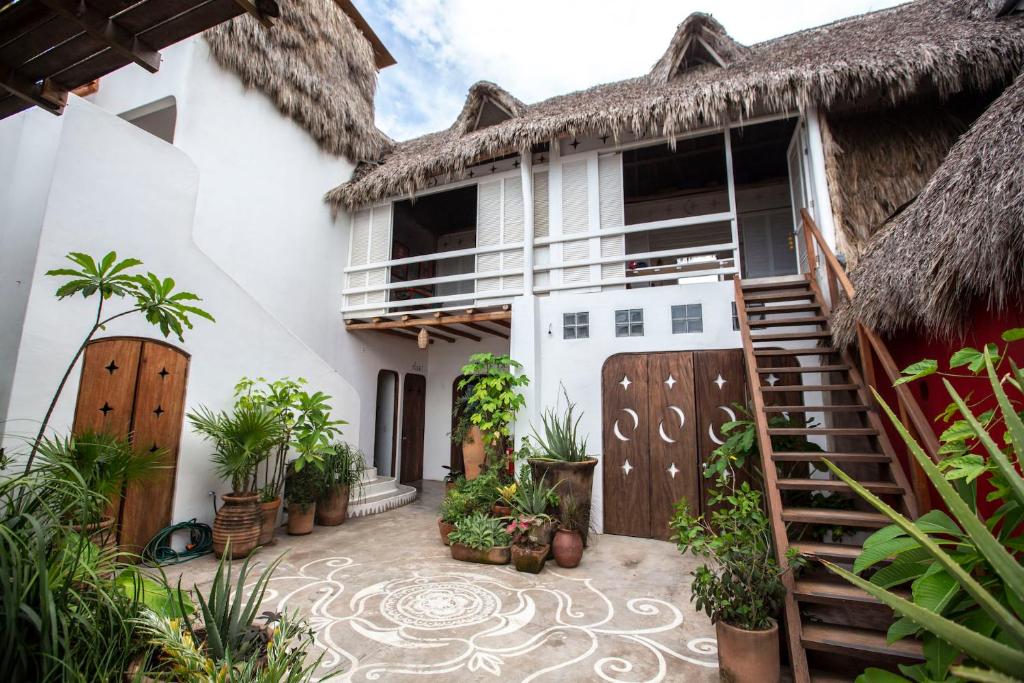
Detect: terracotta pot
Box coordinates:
(258, 498, 281, 546)
(287, 503, 316, 535)
(71, 515, 116, 551)
(213, 493, 261, 559)
(445, 481, 457, 493)
(491, 502, 512, 517)
(715, 618, 780, 683)
(553, 528, 584, 568)
(316, 484, 350, 526)
(528, 458, 597, 543)
(462, 426, 486, 480)
(512, 544, 549, 573)
(450, 542, 511, 565)
(438, 518, 455, 546)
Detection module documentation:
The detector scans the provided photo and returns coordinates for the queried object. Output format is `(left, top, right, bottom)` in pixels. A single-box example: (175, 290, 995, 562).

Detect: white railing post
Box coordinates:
(520, 151, 535, 296)
(723, 125, 742, 277)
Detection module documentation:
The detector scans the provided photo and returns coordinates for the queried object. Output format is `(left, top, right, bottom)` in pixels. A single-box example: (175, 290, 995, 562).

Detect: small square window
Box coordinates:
(615, 309, 644, 337)
(672, 303, 703, 334)
(562, 312, 589, 339)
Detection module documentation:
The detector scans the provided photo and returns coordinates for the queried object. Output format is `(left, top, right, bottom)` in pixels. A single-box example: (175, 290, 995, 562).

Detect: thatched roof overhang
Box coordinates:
(327, 0, 1024, 210)
(832, 70, 1024, 344)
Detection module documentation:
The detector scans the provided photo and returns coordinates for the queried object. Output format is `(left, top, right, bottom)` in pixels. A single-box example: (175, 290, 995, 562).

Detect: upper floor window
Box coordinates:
(563, 312, 589, 339)
(615, 309, 644, 337)
(671, 304, 703, 334)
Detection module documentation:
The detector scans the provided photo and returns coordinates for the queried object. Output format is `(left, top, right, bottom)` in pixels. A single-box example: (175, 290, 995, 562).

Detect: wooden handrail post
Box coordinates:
(801, 214, 818, 277)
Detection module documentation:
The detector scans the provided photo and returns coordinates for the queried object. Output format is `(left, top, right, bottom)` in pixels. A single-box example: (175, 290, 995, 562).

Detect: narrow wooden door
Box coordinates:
(693, 349, 748, 512)
(647, 352, 698, 540)
(400, 373, 426, 484)
(601, 354, 651, 537)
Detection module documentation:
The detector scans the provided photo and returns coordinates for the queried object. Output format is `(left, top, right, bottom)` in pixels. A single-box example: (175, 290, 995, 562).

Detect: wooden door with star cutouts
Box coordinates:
(72, 337, 190, 554)
(602, 349, 746, 540)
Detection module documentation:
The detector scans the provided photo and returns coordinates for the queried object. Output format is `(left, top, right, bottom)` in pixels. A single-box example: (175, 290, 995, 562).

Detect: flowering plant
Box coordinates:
(506, 515, 547, 548)
(497, 482, 517, 505)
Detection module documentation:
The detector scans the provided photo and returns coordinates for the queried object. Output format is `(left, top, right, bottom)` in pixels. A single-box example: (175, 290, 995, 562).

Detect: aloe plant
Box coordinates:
(530, 389, 589, 462)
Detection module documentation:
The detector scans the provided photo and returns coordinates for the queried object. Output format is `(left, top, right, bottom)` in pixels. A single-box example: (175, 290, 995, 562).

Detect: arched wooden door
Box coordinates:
(72, 337, 190, 554)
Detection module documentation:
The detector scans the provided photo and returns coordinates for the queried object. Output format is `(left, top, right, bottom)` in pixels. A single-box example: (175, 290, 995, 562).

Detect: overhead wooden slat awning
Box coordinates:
(345, 306, 512, 344)
(0, 0, 278, 120)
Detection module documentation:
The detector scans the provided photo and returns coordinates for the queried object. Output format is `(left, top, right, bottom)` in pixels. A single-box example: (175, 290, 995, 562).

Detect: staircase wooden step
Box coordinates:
(782, 507, 890, 528)
(748, 316, 829, 328)
(794, 579, 903, 607)
(801, 623, 923, 661)
(761, 384, 860, 392)
(757, 365, 850, 373)
(745, 303, 821, 314)
(792, 541, 864, 562)
(741, 277, 810, 291)
(754, 347, 837, 357)
(773, 451, 891, 463)
(769, 427, 876, 437)
(764, 405, 870, 413)
(778, 478, 904, 495)
(744, 289, 817, 303)
(751, 330, 833, 342)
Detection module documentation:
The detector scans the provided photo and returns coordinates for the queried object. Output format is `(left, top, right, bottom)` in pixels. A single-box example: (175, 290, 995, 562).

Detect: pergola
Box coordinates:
(344, 306, 512, 345)
(0, 0, 278, 120)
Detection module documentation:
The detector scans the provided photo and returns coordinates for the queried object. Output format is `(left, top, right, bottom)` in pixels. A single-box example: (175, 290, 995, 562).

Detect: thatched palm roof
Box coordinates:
(205, 0, 392, 161)
(454, 81, 527, 134)
(328, 0, 1024, 209)
(832, 70, 1024, 344)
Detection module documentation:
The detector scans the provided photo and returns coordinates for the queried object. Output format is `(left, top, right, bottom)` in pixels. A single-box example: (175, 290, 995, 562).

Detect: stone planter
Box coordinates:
(438, 518, 455, 546)
(316, 484, 350, 526)
(287, 503, 316, 535)
(553, 528, 584, 568)
(512, 544, 548, 573)
(213, 493, 261, 559)
(528, 457, 597, 543)
(715, 618, 780, 683)
(258, 498, 281, 546)
(450, 542, 510, 565)
(462, 426, 486, 480)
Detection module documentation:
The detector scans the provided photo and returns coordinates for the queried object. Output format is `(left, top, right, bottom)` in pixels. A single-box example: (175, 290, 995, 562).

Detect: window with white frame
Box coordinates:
(671, 304, 703, 334)
(615, 309, 644, 337)
(563, 312, 589, 339)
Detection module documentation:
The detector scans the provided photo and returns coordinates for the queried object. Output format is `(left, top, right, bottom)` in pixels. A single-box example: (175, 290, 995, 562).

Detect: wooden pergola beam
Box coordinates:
(0, 66, 66, 114)
(407, 325, 456, 343)
(431, 312, 482, 342)
(462, 321, 509, 339)
(233, 0, 276, 28)
(40, 0, 162, 74)
(355, 328, 429, 344)
(345, 310, 512, 331)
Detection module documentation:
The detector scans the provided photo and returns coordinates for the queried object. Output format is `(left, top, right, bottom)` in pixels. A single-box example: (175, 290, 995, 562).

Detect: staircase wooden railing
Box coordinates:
(799, 209, 941, 505)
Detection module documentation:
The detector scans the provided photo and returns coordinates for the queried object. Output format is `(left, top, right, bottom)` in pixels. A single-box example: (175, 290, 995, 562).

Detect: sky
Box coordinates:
(357, 0, 909, 143)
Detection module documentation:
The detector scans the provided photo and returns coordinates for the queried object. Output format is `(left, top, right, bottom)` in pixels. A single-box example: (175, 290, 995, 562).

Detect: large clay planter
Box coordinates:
(528, 458, 598, 543)
(287, 503, 316, 535)
(438, 518, 455, 545)
(258, 498, 281, 546)
(450, 542, 511, 565)
(512, 544, 548, 573)
(462, 426, 486, 480)
(213, 493, 261, 559)
(71, 515, 116, 551)
(715, 619, 780, 683)
(553, 528, 584, 568)
(316, 484, 350, 526)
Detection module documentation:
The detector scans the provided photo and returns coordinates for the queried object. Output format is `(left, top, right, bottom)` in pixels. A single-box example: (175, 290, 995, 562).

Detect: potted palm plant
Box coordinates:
(188, 404, 281, 558)
(284, 462, 321, 535)
(553, 494, 587, 568)
(316, 442, 364, 526)
(448, 511, 512, 564)
(456, 354, 529, 479)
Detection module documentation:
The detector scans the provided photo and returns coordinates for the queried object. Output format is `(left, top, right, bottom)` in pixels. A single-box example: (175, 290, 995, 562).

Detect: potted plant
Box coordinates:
(284, 461, 321, 535)
(37, 430, 162, 549)
(438, 490, 473, 545)
(508, 464, 559, 549)
(442, 465, 463, 492)
(494, 482, 516, 517)
(448, 511, 512, 565)
(456, 353, 529, 479)
(188, 404, 282, 558)
(527, 390, 598, 543)
(553, 495, 587, 568)
(508, 516, 550, 574)
(317, 442, 364, 526)
(451, 388, 486, 481)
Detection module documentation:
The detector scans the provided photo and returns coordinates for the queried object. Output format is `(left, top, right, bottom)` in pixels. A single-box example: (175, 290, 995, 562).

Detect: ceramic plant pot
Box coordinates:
(462, 426, 486, 480)
(714, 618, 780, 683)
(528, 457, 598, 543)
(438, 518, 455, 546)
(213, 493, 261, 559)
(287, 503, 316, 535)
(512, 544, 549, 573)
(258, 498, 281, 546)
(553, 528, 584, 568)
(491, 502, 512, 518)
(316, 484, 350, 526)
(450, 542, 511, 565)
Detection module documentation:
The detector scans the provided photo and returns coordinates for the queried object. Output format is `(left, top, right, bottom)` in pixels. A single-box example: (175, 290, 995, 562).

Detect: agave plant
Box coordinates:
(530, 389, 588, 462)
(510, 463, 560, 518)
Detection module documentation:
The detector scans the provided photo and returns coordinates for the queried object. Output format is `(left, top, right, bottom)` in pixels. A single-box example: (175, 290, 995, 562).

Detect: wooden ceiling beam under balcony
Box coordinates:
(344, 310, 512, 336)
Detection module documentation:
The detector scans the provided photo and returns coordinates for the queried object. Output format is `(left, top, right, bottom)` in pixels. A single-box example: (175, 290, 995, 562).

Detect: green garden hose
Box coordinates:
(142, 519, 213, 566)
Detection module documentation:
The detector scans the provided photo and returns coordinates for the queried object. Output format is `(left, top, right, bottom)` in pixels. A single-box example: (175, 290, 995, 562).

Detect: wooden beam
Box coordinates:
(430, 312, 482, 342)
(407, 325, 456, 343)
(356, 328, 428, 344)
(0, 65, 67, 115)
(233, 0, 276, 28)
(40, 0, 161, 73)
(345, 310, 512, 331)
(462, 321, 509, 339)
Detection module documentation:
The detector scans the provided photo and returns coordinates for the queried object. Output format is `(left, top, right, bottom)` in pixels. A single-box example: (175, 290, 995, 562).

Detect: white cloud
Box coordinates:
(371, 0, 908, 141)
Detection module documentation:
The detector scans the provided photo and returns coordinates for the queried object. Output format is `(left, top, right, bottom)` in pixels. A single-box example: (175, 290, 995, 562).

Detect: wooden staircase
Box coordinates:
(734, 271, 924, 681)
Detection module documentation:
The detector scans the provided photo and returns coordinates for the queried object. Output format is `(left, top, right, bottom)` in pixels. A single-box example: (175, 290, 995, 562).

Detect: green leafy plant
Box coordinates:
(188, 404, 282, 495)
(509, 463, 560, 518)
(457, 353, 529, 458)
(320, 442, 365, 500)
(285, 461, 322, 512)
(447, 511, 512, 550)
(824, 336, 1024, 683)
(530, 388, 589, 462)
(439, 490, 476, 524)
(27, 251, 214, 472)
(455, 463, 503, 508)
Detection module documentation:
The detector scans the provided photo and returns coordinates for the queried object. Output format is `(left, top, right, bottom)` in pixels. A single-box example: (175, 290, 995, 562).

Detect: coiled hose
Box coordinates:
(142, 519, 213, 566)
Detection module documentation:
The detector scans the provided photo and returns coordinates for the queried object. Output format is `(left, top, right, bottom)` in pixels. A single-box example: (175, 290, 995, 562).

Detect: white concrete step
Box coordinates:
(359, 476, 398, 498)
(359, 466, 378, 483)
(348, 481, 418, 519)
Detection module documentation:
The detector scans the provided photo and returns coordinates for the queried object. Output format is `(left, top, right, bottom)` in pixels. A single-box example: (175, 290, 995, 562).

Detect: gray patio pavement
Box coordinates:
(169, 481, 719, 682)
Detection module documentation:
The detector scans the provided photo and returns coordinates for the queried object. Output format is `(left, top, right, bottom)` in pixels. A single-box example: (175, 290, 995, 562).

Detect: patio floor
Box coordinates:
(169, 481, 719, 682)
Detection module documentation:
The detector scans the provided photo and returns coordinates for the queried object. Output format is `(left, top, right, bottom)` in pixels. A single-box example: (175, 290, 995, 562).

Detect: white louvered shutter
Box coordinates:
(366, 204, 392, 313)
(560, 159, 591, 285)
(476, 180, 503, 293)
(346, 208, 372, 309)
(502, 176, 524, 291)
(532, 170, 551, 290)
(598, 154, 625, 281)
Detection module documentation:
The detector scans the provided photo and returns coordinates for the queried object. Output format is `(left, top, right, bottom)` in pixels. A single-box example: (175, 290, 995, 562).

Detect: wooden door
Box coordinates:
(400, 373, 426, 484)
(602, 354, 650, 537)
(647, 352, 698, 540)
(693, 349, 748, 512)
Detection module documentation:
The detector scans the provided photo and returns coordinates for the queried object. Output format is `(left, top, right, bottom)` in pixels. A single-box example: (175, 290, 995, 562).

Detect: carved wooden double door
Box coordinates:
(602, 350, 746, 540)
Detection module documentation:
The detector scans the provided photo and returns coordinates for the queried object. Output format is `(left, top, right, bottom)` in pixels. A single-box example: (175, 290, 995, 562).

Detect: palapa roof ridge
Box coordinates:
(831, 69, 1024, 344)
(648, 12, 748, 84)
(328, 0, 1024, 209)
(452, 81, 527, 134)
